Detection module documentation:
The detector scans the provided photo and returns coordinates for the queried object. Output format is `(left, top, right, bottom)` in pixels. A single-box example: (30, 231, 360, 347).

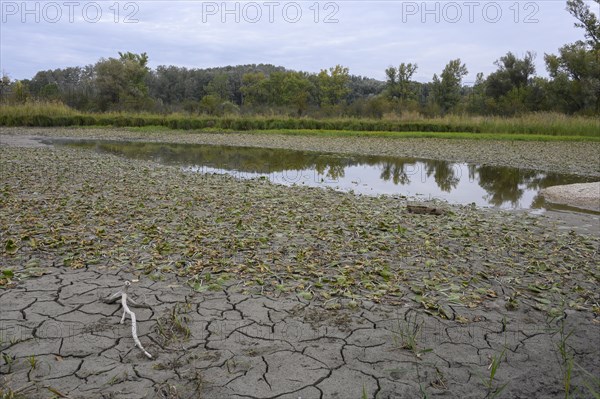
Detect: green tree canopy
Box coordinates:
(543, 0, 600, 113)
(385, 62, 418, 102)
(95, 52, 150, 111)
(241, 72, 268, 106)
(316, 65, 350, 107)
(566, 0, 600, 50)
(206, 74, 231, 101)
(432, 59, 468, 113)
(485, 51, 536, 99)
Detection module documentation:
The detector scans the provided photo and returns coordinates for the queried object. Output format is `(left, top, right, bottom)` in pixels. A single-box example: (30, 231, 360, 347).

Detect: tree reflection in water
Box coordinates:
(379, 158, 416, 185)
(424, 160, 460, 192)
(58, 139, 593, 210)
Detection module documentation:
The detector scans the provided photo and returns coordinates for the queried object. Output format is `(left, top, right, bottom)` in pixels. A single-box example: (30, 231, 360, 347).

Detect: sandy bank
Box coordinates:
(541, 182, 600, 211)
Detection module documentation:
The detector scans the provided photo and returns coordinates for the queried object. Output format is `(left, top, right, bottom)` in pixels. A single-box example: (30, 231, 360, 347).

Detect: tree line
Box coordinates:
(1, 0, 598, 117)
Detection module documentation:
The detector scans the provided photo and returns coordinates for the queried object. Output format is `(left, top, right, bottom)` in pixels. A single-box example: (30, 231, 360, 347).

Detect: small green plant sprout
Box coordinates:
(2, 352, 15, 373)
(505, 295, 519, 311)
(555, 316, 576, 399)
(480, 347, 508, 399)
(108, 373, 121, 386)
(392, 312, 432, 359)
(171, 304, 191, 339)
(156, 303, 192, 346)
(361, 383, 368, 399)
(27, 355, 37, 370)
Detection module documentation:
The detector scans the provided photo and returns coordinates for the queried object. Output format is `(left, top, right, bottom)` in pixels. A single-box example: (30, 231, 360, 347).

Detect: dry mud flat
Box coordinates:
(1, 131, 599, 398)
(1, 268, 598, 399)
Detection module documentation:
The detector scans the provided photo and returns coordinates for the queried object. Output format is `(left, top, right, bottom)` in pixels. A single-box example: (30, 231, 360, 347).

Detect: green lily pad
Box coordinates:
(4, 239, 18, 254)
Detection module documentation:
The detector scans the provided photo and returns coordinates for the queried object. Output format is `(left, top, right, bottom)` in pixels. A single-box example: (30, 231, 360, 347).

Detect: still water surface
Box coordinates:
(53, 139, 597, 213)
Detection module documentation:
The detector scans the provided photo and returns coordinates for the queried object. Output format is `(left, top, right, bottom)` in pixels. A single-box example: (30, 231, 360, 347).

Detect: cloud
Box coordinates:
(0, 0, 590, 81)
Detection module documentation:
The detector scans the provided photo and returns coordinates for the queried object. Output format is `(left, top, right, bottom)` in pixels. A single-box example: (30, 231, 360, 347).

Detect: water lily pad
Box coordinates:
(298, 291, 313, 301)
(4, 239, 18, 254)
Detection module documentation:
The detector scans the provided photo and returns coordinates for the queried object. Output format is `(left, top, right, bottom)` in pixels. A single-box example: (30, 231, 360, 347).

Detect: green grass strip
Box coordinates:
(1, 102, 599, 141)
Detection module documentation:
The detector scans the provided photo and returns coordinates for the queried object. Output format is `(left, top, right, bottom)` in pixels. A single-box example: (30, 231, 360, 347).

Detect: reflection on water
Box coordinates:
(53, 139, 597, 213)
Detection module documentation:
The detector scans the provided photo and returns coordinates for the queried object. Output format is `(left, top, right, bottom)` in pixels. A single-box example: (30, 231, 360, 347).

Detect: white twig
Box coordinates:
(105, 281, 152, 359)
(105, 291, 122, 302)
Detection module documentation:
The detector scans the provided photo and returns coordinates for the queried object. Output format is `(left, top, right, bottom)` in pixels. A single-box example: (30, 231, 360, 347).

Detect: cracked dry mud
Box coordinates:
(2, 270, 599, 399)
(1, 130, 599, 398)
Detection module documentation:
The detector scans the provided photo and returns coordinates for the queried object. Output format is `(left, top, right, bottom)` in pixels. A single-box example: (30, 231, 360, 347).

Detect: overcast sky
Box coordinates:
(0, 0, 594, 83)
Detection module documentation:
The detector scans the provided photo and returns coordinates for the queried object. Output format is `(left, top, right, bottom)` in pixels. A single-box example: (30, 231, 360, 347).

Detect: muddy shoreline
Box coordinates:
(1, 128, 599, 398)
(541, 182, 600, 212)
(2, 127, 599, 235)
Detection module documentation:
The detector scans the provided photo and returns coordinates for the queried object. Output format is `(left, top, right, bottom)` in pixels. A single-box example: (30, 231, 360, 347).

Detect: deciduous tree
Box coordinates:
(316, 65, 350, 107)
(95, 52, 150, 111)
(432, 59, 468, 112)
(543, 0, 600, 113)
(385, 62, 418, 102)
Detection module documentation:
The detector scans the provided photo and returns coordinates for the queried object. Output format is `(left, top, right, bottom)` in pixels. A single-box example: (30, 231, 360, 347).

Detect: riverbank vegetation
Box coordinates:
(1, 103, 598, 140)
(1, 0, 598, 137)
